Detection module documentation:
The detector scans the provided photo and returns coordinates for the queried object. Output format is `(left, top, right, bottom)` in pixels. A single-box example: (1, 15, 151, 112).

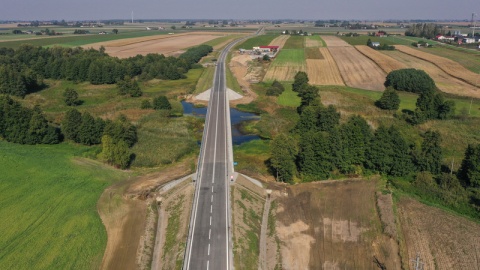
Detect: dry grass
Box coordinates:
(395, 45, 480, 87)
(328, 46, 386, 91)
(383, 50, 480, 98)
(306, 48, 344, 86)
(263, 66, 307, 82)
(355, 45, 407, 73)
(398, 198, 480, 270)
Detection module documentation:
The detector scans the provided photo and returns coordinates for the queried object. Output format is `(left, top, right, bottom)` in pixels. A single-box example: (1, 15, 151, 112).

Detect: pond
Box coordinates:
(181, 101, 260, 145)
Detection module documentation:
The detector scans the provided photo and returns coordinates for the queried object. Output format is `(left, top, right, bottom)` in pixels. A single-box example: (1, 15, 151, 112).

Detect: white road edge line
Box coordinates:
(210, 216, 212, 226)
(209, 229, 211, 240)
(184, 42, 219, 270)
(208, 243, 210, 256)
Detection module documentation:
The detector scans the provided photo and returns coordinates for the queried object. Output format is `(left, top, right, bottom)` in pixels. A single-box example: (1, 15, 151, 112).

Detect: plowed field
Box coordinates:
(398, 198, 480, 270)
(306, 48, 344, 86)
(382, 50, 480, 98)
(328, 46, 386, 91)
(355, 45, 407, 73)
(84, 32, 222, 58)
(395, 45, 480, 87)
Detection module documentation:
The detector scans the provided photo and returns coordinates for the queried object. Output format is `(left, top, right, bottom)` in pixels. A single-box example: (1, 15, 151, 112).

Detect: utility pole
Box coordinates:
(411, 253, 424, 270)
(131, 11, 134, 24)
(473, 13, 477, 38)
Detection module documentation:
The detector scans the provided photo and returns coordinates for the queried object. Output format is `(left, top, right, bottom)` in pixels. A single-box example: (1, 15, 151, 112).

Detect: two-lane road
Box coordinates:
(184, 44, 231, 270)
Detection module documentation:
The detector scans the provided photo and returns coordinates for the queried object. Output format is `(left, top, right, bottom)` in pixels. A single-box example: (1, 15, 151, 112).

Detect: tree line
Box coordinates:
(0, 44, 212, 97)
(405, 23, 441, 39)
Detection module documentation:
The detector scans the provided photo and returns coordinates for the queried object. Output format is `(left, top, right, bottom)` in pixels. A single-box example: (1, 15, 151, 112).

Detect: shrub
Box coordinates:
(384, 68, 435, 94)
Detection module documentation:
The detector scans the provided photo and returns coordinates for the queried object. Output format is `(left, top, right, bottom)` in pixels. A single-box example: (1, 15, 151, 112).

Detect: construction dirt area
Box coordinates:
(228, 52, 261, 105)
(266, 179, 401, 270)
(322, 36, 386, 91)
(83, 32, 226, 58)
(97, 159, 195, 270)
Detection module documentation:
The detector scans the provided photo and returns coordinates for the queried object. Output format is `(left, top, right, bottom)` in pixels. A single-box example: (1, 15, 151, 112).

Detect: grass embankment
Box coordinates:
(0, 141, 128, 269)
(231, 184, 264, 270)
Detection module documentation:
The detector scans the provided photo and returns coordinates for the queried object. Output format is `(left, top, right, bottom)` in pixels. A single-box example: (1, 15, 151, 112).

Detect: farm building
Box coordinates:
(253, 46, 279, 53)
(371, 42, 380, 47)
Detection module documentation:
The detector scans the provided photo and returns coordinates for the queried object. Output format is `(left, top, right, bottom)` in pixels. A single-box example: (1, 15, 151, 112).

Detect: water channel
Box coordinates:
(181, 101, 260, 145)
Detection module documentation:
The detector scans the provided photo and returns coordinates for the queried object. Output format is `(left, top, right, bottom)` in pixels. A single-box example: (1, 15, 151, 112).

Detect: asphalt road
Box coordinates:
(184, 41, 232, 270)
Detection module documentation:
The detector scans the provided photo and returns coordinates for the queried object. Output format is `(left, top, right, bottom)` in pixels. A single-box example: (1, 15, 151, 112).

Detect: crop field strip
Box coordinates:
(381, 50, 480, 98)
(305, 47, 324, 59)
(305, 48, 344, 86)
(354, 45, 407, 73)
(268, 35, 290, 48)
(264, 35, 306, 82)
(305, 35, 325, 47)
(417, 46, 480, 73)
(322, 36, 386, 91)
(395, 45, 480, 87)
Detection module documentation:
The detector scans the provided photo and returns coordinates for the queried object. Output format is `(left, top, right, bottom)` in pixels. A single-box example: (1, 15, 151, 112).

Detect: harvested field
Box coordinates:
(355, 45, 407, 73)
(321, 35, 351, 47)
(398, 198, 480, 270)
(305, 35, 325, 47)
(272, 179, 401, 269)
(306, 48, 344, 86)
(268, 35, 290, 48)
(84, 32, 223, 58)
(395, 45, 480, 87)
(382, 50, 480, 98)
(264, 66, 306, 82)
(328, 46, 386, 91)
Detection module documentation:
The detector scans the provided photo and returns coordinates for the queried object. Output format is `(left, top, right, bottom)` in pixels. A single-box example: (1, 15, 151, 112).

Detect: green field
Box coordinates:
(0, 30, 169, 48)
(282, 35, 305, 49)
(235, 34, 278, 50)
(271, 49, 305, 66)
(277, 84, 301, 107)
(0, 141, 128, 269)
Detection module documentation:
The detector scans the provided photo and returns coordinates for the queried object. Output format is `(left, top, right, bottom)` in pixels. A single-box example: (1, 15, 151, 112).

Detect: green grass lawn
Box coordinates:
(277, 84, 301, 107)
(234, 34, 278, 50)
(0, 141, 128, 270)
(282, 35, 305, 49)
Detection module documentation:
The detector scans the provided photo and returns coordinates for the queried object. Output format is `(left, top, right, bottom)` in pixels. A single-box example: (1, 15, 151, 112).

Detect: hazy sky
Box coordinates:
(1, 0, 479, 21)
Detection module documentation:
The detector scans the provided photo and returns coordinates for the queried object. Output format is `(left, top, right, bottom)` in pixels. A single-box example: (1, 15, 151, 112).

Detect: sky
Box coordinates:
(1, 0, 479, 21)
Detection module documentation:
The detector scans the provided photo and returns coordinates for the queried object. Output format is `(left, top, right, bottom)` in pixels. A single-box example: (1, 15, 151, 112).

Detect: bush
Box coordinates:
(384, 68, 435, 94)
(153, 96, 172, 110)
(141, 100, 152, 109)
(266, 80, 285, 96)
(375, 87, 400, 110)
(63, 88, 81, 106)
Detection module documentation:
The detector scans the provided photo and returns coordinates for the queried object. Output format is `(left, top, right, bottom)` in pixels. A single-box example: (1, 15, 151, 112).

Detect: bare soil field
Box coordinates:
(321, 35, 352, 47)
(382, 50, 480, 98)
(306, 48, 344, 86)
(398, 198, 480, 270)
(270, 179, 401, 270)
(84, 32, 223, 58)
(328, 46, 386, 91)
(268, 35, 290, 48)
(355, 45, 407, 73)
(395, 45, 480, 87)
